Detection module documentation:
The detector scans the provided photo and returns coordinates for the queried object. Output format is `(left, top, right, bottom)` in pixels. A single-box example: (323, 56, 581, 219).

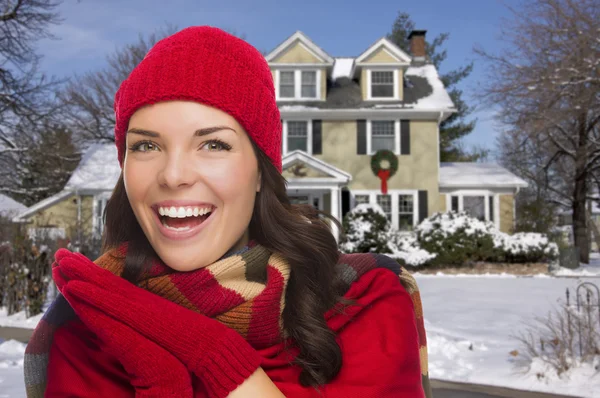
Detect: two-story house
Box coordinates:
(13, 30, 527, 242)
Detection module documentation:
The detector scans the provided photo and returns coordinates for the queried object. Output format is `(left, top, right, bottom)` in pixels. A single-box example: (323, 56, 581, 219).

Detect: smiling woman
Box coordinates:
(24, 26, 430, 398)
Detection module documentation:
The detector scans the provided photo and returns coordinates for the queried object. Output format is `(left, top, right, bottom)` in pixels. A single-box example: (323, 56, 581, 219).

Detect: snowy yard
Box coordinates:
(1, 274, 599, 397)
(417, 274, 599, 398)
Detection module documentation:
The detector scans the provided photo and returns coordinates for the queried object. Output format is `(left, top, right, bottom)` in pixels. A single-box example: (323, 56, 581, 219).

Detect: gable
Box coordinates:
(282, 160, 331, 179)
(271, 41, 324, 64)
(362, 46, 400, 64)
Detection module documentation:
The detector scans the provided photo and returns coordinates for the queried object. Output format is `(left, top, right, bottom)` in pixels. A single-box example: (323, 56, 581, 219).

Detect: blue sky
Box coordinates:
(37, 0, 518, 154)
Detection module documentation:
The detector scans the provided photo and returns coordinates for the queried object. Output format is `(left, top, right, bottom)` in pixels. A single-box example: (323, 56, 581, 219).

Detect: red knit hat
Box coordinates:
(114, 26, 282, 172)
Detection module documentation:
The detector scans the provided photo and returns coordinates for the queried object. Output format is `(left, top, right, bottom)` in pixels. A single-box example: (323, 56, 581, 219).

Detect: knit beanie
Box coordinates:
(113, 26, 282, 172)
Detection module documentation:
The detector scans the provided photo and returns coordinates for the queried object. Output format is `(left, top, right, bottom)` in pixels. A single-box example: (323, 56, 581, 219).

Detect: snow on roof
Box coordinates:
(331, 58, 354, 80)
(405, 65, 455, 110)
(0, 194, 26, 217)
(65, 143, 120, 191)
(440, 163, 528, 188)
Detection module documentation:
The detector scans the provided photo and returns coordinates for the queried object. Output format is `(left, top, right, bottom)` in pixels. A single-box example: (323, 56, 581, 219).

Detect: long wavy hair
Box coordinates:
(101, 141, 348, 387)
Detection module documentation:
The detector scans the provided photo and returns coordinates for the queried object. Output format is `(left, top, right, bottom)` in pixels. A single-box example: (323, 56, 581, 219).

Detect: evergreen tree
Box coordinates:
(388, 12, 481, 161)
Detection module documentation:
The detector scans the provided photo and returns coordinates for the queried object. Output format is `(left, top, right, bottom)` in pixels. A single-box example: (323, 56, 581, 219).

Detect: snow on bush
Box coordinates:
(340, 204, 435, 267)
(416, 211, 558, 265)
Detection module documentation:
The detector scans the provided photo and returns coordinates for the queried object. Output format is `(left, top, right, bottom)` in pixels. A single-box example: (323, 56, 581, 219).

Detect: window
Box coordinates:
(94, 198, 108, 235)
(371, 121, 395, 152)
(463, 196, 486, 221)
(377, 194, 392, 222)
(301, 71, 317, 98)
(286, 121, 309, 152)
(451, 196, 459, 212)
(279, 71, 295, 98)
(371, 71, 394, 98)
(289, 195, 309, 205)
(398, 195, 414, 231)
(354, 195, 370, 206)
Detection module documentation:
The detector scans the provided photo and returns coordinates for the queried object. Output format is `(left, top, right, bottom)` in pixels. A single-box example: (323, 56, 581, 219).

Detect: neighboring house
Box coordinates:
(14, 29, 527, 241)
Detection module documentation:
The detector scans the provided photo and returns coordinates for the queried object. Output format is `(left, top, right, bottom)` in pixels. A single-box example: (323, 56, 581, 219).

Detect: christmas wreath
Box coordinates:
(370, 150, 398, 194)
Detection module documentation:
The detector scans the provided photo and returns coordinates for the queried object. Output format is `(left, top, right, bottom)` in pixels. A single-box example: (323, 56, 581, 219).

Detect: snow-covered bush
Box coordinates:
(415, 211, 558, 266)
(416, 212, 498, 266)
(340, 204, 391, 254)
(340, 204, 435, 267)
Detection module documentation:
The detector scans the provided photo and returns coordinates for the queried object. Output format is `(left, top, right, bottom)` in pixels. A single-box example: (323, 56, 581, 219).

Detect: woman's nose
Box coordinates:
(157, 154, 196, 189)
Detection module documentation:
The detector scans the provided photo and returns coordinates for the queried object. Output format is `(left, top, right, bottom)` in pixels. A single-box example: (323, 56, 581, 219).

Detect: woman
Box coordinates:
(24, 26, 431, 397)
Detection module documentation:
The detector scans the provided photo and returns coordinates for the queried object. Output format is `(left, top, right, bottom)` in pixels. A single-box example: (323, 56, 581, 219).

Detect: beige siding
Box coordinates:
(28, 195, 95, 238)
(500, 194, 515, 234)
(438, 194, 447, 213)
(362, 47, 398, 63)
(271, 42, 322, 63)
(360, 68, 403, 101)
(318, 120, 440, 216)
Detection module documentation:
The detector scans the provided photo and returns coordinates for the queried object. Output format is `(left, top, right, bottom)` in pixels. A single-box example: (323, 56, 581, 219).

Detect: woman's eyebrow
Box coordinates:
(126, 126, 236, 138)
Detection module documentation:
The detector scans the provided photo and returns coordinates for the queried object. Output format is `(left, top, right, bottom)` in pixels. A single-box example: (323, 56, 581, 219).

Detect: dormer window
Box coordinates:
(276, 70, 320, 100)
(367, 69, 398, 100)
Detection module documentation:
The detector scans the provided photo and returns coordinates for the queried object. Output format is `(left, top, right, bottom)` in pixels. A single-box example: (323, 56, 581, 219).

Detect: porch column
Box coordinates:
(330, 186, 340, 242)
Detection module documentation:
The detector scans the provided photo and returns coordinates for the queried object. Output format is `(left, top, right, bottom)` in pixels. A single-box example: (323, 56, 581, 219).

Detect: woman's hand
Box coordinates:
(53, 249, 262, 398)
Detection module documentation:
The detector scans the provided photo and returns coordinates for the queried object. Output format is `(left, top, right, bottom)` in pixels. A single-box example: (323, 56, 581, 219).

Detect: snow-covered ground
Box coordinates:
(1, 275, 598, 397)
(418, 275, 598, 398)
(553, 252, 600, 277)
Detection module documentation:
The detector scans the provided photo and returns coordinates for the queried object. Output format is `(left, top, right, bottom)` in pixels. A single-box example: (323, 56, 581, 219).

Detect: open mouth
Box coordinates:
(156, 205, 214, 232)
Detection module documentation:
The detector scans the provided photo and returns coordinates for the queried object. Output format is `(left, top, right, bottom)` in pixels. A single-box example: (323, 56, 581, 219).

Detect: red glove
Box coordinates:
(53, 249, 261, 398)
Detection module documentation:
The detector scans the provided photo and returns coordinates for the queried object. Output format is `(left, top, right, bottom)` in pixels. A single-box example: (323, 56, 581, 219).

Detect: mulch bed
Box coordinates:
(411, 262, 549, 275)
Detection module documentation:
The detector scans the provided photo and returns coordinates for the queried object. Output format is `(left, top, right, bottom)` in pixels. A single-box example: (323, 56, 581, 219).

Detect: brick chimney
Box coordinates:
(408, 30, 427, 61)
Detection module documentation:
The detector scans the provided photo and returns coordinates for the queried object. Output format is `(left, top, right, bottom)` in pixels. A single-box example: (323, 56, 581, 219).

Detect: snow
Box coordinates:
(439, 162, 528, 188)
(331, 57, 354, 80)
(388, 233, 436, 266)
(404, 64, 455, 110)
(553, 252, 600, 277)
(0, 309, 42, 329)
(418, 275, 600, 397)
(0, 195, 26, 218)
(64, 143, 120, 191)
(0, 340, 26, 397)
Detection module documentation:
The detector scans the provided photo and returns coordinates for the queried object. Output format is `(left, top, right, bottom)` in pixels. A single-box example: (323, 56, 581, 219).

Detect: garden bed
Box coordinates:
(411, 261, 549, 275)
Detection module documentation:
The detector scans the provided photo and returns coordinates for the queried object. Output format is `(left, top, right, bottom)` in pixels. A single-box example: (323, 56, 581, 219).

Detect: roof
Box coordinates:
(278, 64, 454, 112)
(64, 143, 121, 191)
(439, 163, 528, 189)
(0, 194, 26, 217)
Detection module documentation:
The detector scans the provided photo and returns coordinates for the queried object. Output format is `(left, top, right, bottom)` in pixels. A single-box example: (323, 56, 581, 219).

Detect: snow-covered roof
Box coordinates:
(0, 194, 26, 217)
(439, 163, 528, 189)
(12, 190, 74, 222)
(404, 65, 455, 110)
(64, 143, 120, 191)
(331, 58, 354, 80)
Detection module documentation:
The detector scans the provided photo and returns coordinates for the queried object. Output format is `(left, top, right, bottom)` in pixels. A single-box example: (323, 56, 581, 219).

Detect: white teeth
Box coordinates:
(158, 206, 212, 218)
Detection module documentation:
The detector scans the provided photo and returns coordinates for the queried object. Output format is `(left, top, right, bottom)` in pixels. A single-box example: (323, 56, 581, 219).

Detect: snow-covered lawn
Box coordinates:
(1, 275, 599, 396)
(417, 274, 598, 398)
(553, 252, 600, 277)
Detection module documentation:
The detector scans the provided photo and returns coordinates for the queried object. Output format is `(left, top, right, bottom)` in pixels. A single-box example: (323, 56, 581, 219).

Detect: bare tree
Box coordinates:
(58, 25, 179, 143)
(476, 0, 600, 263)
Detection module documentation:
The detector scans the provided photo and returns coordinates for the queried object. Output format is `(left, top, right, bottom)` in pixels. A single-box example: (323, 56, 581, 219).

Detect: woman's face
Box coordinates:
(124, 101, 261, 271)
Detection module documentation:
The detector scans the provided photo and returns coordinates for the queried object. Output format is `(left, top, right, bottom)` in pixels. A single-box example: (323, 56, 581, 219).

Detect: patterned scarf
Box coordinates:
(24, 244, 431, 397)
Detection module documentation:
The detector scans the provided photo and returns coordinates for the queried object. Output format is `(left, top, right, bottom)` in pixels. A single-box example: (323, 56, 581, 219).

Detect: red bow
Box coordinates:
(377, 169, 391, 194)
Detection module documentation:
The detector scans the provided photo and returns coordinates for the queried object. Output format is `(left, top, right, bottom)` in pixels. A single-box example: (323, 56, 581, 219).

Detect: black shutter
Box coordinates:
(401, 120, 411, 155)
(357, 119, 367, 155)
(451, 196, 459, 212)
(312, 120, 322, 155)
(489, 196, 495, 222)
(418, 190, 428, 222)
(341, 189, 351, 218)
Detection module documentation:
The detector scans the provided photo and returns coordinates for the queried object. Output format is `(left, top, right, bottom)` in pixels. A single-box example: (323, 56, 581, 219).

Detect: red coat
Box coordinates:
(45, 268, 424, 397)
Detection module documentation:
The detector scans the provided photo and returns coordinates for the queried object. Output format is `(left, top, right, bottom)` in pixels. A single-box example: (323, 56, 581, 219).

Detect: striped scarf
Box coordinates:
(24, 244, 431, 397)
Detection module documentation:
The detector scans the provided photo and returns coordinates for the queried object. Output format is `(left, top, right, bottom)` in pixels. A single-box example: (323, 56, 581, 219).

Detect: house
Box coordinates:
(14, 30, 527, 241)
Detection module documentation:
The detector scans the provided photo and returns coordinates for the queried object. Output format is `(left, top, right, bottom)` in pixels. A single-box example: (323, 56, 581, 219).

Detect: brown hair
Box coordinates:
(102, 143, 347, 387)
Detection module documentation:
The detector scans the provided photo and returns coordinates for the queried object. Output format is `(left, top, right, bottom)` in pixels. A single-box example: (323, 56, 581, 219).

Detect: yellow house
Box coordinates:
(14, 30, 527, 241)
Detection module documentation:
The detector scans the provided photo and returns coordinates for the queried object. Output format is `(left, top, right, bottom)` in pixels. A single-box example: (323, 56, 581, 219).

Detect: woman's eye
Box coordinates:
(130, 141, 159, 152)
(202, 139, 232, 152)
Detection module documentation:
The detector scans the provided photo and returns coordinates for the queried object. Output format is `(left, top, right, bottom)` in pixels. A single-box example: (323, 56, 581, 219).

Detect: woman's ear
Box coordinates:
(256, 172, 262, 193)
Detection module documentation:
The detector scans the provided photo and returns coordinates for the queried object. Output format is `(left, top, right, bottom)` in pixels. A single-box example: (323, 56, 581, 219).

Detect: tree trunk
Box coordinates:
(573, 117, 590, 264)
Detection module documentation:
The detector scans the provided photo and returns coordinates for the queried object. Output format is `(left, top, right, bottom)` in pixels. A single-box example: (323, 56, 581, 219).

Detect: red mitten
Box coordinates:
(53, 249, 261, 398)
(61, 292, 193, 398)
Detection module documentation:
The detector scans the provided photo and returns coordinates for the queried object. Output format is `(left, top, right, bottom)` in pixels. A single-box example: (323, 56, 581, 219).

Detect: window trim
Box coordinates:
(275, 69, 321, 101)
(352, 190, 419, 230)
(366, 119, 401, 155)
(366, 68, 399, 101)
(282, 119, 313, 155)
(446, 191, 500, 229)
